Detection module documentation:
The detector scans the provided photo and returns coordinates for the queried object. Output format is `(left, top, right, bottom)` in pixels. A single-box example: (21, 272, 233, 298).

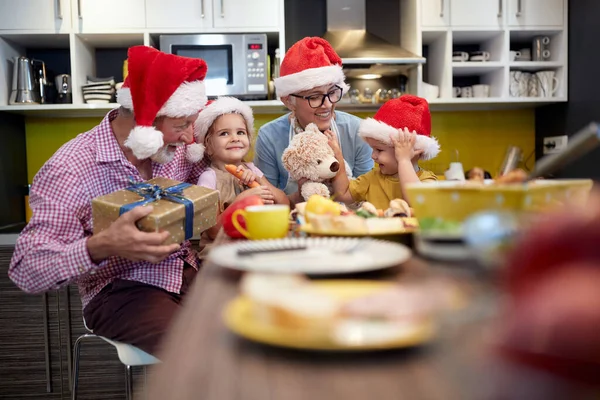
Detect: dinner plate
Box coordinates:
(207, 237, 411, 274)
(223, 280, 436, 351)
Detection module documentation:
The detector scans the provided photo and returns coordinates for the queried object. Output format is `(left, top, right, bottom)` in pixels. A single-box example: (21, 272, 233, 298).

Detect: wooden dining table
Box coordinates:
(141, 231, 542, 400)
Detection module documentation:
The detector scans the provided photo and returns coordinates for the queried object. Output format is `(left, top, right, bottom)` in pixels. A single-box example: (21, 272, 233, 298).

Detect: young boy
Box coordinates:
(328, 95, 440, 210)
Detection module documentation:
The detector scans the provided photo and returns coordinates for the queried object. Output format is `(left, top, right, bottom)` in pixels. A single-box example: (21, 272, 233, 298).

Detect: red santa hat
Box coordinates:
(274, 37, 349, 98)
(359, 95, 440, 160)
(116, 46, 208, 160)
(188, 96, 255, 161)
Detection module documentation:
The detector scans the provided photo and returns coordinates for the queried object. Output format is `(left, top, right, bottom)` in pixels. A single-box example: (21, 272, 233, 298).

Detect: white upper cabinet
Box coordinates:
(213, 0, 280, 29)
(0, 0, 71, 32)
(72, 0, 146, 32)
(421, 0, 450, 27)
(146, 0, 214, 29)
(450, 0, 503, 28)
(507, 0, 564, 27)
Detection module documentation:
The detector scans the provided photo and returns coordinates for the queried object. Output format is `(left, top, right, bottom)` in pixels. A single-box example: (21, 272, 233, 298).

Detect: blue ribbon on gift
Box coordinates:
(119, 177, 194, 240)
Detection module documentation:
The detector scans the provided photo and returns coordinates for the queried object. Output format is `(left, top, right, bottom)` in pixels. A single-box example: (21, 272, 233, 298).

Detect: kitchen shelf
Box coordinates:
(451, 62, 504, 76)
(0, 97, 568, 118)
(509, 61, 563, 70)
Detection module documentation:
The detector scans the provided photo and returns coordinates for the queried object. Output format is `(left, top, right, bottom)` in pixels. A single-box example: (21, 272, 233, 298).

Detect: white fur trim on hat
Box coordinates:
(415, 134, 440, 161)
(186, 142, 206, 163)
(274, 65, 350, 98)
(116, 86, 133, 109)
(124, 126, 164, 160)
(359, 118, 440, 160)
(117, 81, 207, 118)
(157, 81, 207, 118)
(194, 96, 255, 144)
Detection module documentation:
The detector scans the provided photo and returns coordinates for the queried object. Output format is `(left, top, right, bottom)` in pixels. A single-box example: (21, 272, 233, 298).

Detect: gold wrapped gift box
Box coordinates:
(92, 177, 219, 245)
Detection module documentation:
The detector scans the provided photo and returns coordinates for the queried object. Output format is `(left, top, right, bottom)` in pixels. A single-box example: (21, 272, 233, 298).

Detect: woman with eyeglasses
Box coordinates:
(254, 37, 374, 205)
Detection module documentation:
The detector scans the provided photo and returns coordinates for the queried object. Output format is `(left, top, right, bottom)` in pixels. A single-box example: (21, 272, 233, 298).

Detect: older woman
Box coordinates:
(254, 37, 373, 205)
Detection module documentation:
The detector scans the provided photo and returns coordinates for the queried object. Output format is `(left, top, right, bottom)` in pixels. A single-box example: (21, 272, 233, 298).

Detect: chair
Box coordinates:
(71, 320, 160, 400)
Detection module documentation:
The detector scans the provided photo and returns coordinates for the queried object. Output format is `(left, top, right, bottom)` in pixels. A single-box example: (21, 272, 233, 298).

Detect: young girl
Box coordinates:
(190, 96, 288, 215)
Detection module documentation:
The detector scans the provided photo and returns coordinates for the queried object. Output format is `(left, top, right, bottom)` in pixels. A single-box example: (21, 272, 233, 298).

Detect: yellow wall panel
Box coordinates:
(25, 108, 534, 183)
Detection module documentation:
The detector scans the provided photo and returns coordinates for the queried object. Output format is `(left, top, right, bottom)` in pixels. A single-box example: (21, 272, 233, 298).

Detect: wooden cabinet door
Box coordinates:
(421, 0, 450, 27)
(508, 0, 564, 27)
(0, 0, 71, 32)
(451, 0, 504, 28)
(73, 0, 146, 32)
(213, 0, 280, 30)
(146, 0, 214, 30)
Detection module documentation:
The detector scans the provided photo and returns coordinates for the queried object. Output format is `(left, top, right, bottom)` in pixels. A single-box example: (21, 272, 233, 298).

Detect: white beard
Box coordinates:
(150, 145, 176, 164)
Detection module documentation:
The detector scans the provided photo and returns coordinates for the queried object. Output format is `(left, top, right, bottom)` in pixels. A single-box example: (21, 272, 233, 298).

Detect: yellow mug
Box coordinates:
(231, 204, 290, 240)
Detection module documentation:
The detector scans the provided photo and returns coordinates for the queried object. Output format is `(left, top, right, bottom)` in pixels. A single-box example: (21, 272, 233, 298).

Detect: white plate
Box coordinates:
(208, 237, 411, 274)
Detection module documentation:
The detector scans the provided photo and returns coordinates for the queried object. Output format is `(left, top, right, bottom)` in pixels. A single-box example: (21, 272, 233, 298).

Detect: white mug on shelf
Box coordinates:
(421, 82, 440, 100)
(472, 84, 491, 98)
(452, 86, 461, 98)
(452, 51, 469, 62)
(517, 48, 532, 61)
(536, 70, 559, 97)
(509, 50, 521, 61)
(469, 51, 491, 62)
(460, 86, 473, 98)
(510, 71, 531, 97)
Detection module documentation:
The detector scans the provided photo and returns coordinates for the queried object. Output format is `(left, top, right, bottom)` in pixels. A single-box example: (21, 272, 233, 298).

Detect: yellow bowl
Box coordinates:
(405, 179, 593, 236)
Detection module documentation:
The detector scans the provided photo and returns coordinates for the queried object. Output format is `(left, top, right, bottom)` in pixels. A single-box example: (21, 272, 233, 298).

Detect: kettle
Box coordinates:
(9, 56, 47, 105)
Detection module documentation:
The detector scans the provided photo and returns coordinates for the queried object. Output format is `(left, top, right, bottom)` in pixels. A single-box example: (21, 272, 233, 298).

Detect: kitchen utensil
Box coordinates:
(527, 122, 600, 181)
(9, 56, 46, 105)
(55, 74, 72, 104)
(498, 146, 522, 176)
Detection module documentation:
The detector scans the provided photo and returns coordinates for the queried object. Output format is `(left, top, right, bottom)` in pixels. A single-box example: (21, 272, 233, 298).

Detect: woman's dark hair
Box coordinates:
(465, 169, 492, 179)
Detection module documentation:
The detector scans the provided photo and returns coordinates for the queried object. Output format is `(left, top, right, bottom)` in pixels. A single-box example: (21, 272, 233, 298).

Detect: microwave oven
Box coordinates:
(160, 34, 268, 100)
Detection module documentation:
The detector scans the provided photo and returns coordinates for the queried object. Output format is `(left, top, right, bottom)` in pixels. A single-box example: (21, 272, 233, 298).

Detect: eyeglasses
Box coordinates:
(290, 85, 343, 108)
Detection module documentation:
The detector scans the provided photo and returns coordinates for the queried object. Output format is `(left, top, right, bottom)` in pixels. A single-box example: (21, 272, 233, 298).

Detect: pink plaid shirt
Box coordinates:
(9, 109, 208, 309)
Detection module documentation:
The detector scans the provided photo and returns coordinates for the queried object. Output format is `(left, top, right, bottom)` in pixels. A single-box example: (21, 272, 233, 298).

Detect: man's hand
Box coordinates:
(87, 205, 181, 264)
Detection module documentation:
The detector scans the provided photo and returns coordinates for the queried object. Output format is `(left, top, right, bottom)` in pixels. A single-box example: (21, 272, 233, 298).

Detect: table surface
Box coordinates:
(143, 231, 519, 400)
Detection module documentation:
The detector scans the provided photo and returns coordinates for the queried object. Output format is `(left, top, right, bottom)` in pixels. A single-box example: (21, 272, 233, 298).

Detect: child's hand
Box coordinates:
(246, 185, 275, 204)
(236, 164, 257, 187)
(391, 128, 419, 162)
(324, 129, 343, 160)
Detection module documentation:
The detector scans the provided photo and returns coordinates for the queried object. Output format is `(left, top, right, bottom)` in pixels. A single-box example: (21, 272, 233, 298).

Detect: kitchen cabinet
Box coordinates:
(0, 0, 71, 32)
(72, 0, 146, 32)
(146, 0, 214, 29)
(450, 0, 503, 28)
(421, 0, 450, 27)
(213, 0, 280, 29)
(146, 0, 280, 30)
(508, 0, 564, 27)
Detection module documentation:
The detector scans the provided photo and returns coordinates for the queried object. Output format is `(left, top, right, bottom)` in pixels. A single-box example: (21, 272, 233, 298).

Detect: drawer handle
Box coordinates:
(440, 0, 444, 17)
(221, 0, 225, 17)
(516, 0, 522, 16)
(56, 0, 62, 19)
(498, 0, 502, 17)
(78, 0, 82, 19)
(200, 0, 205, 18)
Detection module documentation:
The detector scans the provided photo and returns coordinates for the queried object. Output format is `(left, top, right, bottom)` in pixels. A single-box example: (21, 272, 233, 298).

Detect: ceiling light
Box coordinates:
(357, 74, 382, 80)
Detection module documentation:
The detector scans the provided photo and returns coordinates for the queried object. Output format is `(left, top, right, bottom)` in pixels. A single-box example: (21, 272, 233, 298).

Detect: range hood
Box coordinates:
(323, 0, 425, 65)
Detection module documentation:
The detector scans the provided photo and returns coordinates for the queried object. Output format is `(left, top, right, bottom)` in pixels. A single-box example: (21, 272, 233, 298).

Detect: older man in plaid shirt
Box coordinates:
(9, 46, 210, 355)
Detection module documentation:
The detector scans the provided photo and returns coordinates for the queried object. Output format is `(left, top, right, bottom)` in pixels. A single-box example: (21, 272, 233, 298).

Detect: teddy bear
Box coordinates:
(282, 123, 349, 200)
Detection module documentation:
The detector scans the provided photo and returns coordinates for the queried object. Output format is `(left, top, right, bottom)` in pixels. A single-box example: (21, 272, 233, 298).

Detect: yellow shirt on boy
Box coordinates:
(349, 166, 437, 210)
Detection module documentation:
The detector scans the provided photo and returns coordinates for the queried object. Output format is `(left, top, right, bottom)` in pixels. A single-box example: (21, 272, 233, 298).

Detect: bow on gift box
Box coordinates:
(119, 177, 195, 240)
